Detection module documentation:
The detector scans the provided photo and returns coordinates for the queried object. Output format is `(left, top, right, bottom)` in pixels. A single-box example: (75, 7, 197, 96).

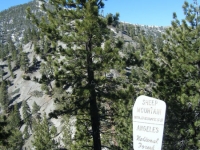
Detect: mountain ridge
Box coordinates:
(0, 1, 166, 149)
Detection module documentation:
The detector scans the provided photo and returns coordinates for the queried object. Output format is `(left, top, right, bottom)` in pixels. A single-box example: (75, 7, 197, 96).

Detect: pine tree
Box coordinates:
(6, 104, 24, 149)
(62, 115, 74, 149)
(0, 66, 4, 81)
(8, 104, 21, 129)
(106, 13, 120, 27)
(31, 28, 39, 42)
(32, 101, 40, 114)
(27, 27, 32, 41)
(7, 37, 16, 54)
(7, 129, 23, 150)
(33, 41, 40, 55)
(33, 55, 38, 68)
(32, 114, 58, 150)
(27, 0, 129, 149)
(12, 46, 19, 68)
(142, 1, 200, 149)
(23, 125, 29, 140)
(22, 100, 31, 126)
(3, 44, 9, 60)
(39, 57, 54, 95)
(20, 51, 30, 73)
(0, 81, 9, 111)
(23, 31, 29, 44)
(0, 115, 11, 148)
(40, 38, 51, 56)
(7, 57, 14, 78)
(0, 45, 4, 60)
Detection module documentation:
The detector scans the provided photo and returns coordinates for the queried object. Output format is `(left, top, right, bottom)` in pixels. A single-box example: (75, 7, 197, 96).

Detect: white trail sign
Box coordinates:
(133, 95, 166, 150)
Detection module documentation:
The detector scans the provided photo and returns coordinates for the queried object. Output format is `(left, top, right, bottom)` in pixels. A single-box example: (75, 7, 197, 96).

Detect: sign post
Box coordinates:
(133, 95, 166, 150)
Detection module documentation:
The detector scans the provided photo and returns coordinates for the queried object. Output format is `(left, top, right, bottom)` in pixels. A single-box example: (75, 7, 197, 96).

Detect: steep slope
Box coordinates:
(0, 1, 168, 149)
(0, 0, 42, 44)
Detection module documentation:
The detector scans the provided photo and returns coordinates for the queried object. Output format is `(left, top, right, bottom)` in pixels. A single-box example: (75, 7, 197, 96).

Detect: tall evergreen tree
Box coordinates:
(0, 66, 4, 81)
(32, 55, 38, 68)
(12, 46, 19, 68)
(7, 57, 14, 78)
(40, 57, 54, 95)
(7, 104, 21, 129)
(22, 100, 32, 126)
(23, 125, 29, 140)
(106, 13, 119, 27)
(27, 0, 130, 149)
(20, 51, 30, 73)
(142, 1, 200, 149)
(7, 37, 16, 54)
(0, 81, 9, 110)
(32, 101, 40, 114)
(62, 115, 74, 149)
(3, 44, 9, 60)
(32, 114, 58, 150)
(7, 129, 23, 150)
(22, 100, 34, 140)
(6, 104, 24, 150)
(0, 115, 11, 148)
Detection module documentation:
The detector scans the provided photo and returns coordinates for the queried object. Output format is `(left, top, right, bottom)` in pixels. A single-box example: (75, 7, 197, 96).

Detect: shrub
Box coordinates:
(22, 75, 31, 80)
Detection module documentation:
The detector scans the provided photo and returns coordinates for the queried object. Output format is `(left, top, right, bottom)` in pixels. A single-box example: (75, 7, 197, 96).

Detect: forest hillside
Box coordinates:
(0, 0, 199, 150)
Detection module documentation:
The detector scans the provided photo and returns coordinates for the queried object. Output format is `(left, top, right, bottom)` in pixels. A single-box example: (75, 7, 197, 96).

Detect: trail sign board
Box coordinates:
(133, 95, 166, 150)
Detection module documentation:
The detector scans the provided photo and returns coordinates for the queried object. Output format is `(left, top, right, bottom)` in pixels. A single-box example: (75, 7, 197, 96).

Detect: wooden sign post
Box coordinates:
(133, 95, 166, 150)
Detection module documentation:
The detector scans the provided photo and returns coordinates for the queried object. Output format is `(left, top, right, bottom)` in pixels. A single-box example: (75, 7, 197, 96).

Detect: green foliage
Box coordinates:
(23, 31, 29, 44)
(11, 47, 19, 68)
(22, 74, 31, 80)
(4, 104, 24, 150)
(0, 111, 24, 150)
(20, 51, 30, 73)
(7, 57, 14, 78)
(23, 125, 29, 140)
(41, 83, 50, 95)
(0, 0, 42, 45)
(32, 101, 41, 114)
(141, 1, 200, 149)
(106, 13, 120, 27)
(23, 27, 40, 44)
(33, 76, 39, 82)
(62, 115, 74, 149)
(0, 81, 9, 110)
(7, 129, 24, 150)
(111, 88, 134, 150)
(22, 100, 31, 126)
(7, 104, 21, 129)
(0, 115, 11, 148)
(32, 114, 58, 150)
(0, 67, 4, 81)
(27, 0, 131, 149)
(34, 42, 40, 54)
(33, 55, 38, 68)
(39, 57, 54, 95)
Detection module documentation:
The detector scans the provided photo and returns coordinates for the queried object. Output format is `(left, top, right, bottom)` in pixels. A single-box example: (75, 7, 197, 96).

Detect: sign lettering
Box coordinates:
(133, 95, 166, 150)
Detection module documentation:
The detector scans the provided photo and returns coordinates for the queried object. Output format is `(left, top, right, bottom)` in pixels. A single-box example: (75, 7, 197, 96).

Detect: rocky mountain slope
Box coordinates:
(0, 0, 167, 149)
(0, 0, 41, 44)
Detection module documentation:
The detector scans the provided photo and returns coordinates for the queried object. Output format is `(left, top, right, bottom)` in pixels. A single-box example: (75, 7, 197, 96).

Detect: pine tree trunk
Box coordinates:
(89, 90, 101, 150)
(87, 40, 101, 150)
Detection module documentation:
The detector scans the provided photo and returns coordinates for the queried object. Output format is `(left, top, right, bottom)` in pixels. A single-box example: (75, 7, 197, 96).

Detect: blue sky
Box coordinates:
(0, 0, 32, 11)
(0, 0, 195, 26)
(103, 0, 194, 26)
